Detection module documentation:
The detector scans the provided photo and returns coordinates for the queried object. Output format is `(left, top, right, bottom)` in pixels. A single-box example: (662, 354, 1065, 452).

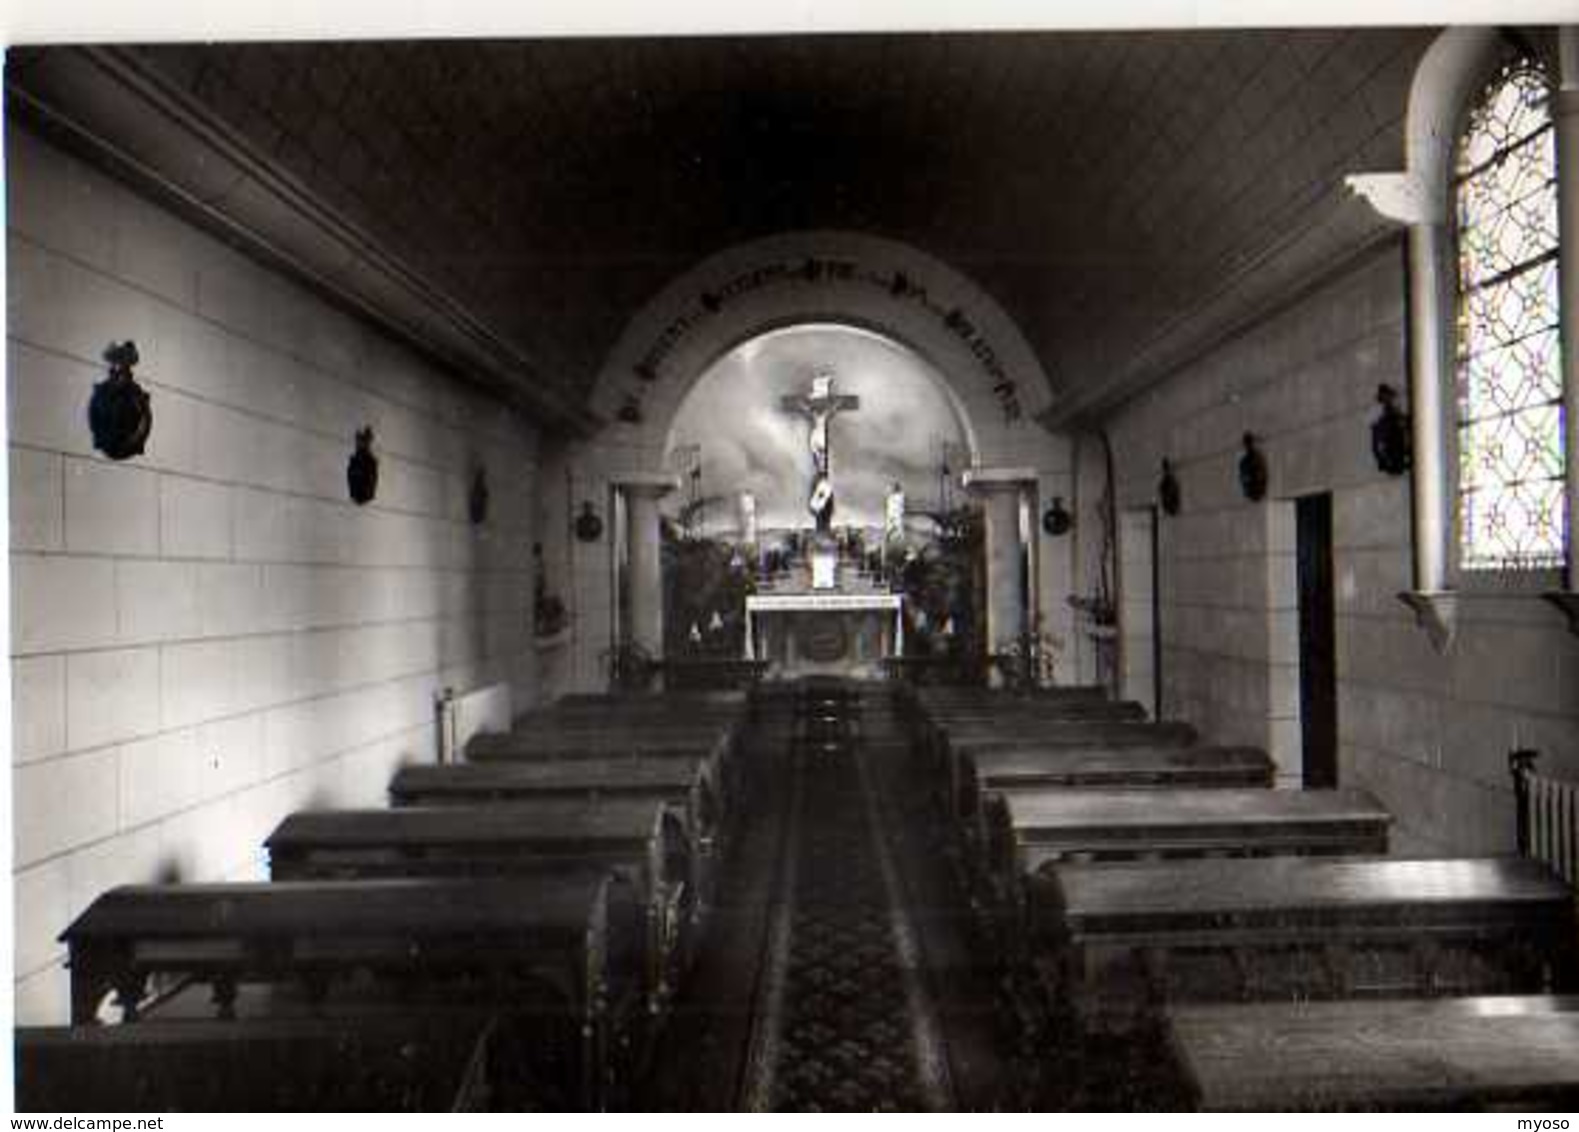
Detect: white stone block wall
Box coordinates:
(7, 126, 541, 1022)
(1093, 245, 1579, 854)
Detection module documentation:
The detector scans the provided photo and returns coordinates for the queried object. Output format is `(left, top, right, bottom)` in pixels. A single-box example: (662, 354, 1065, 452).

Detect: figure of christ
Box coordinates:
(780, 370, 860, 534)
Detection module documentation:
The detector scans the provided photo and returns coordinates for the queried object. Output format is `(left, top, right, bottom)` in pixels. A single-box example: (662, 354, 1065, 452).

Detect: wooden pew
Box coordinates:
(899, 684, 1113, 742)
(388, 758, 722, 854)
(61, 874, 645, 1109)
(970, 787, 1389, 972)
(551, 690, 750, 711)
(16, 1014, 505, 1112)
(954, 744, 1275, 825)
(910, 684, 1111, 706)
(530, 703, 744, 725)
(926, 720, 1199, 788)
(264, 800, 696, 1011)
(463, 727, 745, 804)
(940, 720, 1197, 753)
(881, 655, 988, 686)
(1167, 996, 1579, 1111)
(986, 787, 1391, 875)
(653, 658, 768, 691)
(1030, 855, 1577, 1038)
(921, 700, 1150, 724)
(467, 730, 728, 761)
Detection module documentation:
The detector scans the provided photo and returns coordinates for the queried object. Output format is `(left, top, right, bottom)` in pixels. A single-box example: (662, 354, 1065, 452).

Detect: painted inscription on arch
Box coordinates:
(617, 256, 1023, 425)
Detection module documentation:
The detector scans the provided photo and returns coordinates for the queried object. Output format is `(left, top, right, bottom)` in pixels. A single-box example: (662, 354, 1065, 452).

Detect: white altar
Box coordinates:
(744, 591, 904, 679)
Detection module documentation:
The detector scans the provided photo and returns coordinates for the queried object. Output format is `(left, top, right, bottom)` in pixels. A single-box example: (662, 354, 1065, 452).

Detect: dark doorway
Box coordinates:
(1296, 493, 1338, 788)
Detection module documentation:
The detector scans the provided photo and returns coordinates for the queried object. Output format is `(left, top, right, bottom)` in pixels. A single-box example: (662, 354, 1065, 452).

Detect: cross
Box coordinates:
(781, 370, 860, 533)
(780, 370, 860, 480)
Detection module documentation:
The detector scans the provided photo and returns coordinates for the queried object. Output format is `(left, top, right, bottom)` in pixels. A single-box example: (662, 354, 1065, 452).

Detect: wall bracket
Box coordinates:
(1396, 589, 1459, 654)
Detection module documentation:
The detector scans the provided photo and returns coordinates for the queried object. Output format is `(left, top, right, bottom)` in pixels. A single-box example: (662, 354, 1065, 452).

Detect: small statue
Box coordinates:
(347, 427, 379, 505)
(1158, 458, 1182, 516)
(1371, 384, 1411, 476)
(1238, 433, 1268, 502)
(89, 341, 153, 461)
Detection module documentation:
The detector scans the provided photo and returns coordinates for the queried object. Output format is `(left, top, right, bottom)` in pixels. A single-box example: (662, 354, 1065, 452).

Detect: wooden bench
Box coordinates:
(882, 656, 982, 685)
(940, 719, 1197, 752)
(1030, 855, 1577, 1036)
(552, 690, 749, 709)
(910, 684, 1111, 706)
(388, 758, 723, 853)
(15, 1014, 505, 1111)
(463, 728, 745, 803)
(986, 786, 1391, 876)
(903, 681, 1118, 744)
(954, 744, 1275, 827)
(966, 787, 1388, 972)
(923, 700, 1150, 724)
(658, 658, 769, 691)
(61, 874, 645, 1109)
(519, 701, 743, 721)
(1167, 995, 1579, 1111)
(466, 730, 729, 761)
(265, 800, 697, 1011)
(926, 720, 1198, 785)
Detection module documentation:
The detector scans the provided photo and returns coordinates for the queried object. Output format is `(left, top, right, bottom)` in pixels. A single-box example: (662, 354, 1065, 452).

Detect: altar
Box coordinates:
(737, 369, 907, 679)
(744, 592, 904, 679)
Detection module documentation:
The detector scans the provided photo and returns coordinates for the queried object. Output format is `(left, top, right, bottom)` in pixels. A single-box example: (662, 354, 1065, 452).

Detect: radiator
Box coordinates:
(1512, 749, 1579, 888)
(435, 683, 513, 764)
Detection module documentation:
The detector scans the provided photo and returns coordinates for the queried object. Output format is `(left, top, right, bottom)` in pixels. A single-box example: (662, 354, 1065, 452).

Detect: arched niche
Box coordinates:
(584, 229, 1058, 474)
(661, 321, 976, 536)
(543, 230, 1072, 693)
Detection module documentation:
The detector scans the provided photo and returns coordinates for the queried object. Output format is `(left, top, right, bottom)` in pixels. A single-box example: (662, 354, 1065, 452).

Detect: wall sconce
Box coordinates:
(89, 341, 153, 461)
(1238, 432, 1268, 502)
(347, 427, 379, 505)
(468, 466, 490, 525)
(1158, 458, 1181, 516)
(1371, 384, 1411, 475)
(1041, 496, 1073, 537)
(574, 501, 604, 542)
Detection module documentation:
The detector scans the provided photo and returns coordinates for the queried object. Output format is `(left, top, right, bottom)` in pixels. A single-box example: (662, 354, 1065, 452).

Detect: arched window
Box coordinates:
(1452, 52, 1565, 572)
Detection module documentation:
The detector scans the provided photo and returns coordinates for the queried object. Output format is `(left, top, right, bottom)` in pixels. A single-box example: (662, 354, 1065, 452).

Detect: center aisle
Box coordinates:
(741, 681, 952, 1111)
(636, 680, 1013, 1112)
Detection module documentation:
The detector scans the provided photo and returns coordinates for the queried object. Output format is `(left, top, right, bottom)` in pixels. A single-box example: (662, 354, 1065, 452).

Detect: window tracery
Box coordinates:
(1452, 55, 1565, 572)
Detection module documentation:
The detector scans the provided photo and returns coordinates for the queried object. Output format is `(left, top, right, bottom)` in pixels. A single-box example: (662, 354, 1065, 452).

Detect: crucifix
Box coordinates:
(781, 370, 860, 533)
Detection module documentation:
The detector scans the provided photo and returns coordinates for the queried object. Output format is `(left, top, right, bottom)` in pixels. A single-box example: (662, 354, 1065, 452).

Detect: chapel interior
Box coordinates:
(6, 24, 1579, 1112)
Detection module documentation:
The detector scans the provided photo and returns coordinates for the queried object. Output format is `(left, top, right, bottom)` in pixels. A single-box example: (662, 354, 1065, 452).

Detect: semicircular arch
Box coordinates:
(588, 229, 1057, 467)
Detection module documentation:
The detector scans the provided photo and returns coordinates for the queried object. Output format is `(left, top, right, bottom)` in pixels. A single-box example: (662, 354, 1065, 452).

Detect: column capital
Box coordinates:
(961, 466, 1038, 495)
(612, 471, 680, 498)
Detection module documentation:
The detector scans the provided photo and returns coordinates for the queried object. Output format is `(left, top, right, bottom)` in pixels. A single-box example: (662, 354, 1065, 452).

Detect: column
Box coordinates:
(963, 467, 1036, 675)
(614, 473, 678, 661)
(1346, 164, 1458, 648)
(1406, 220, 1452, 596)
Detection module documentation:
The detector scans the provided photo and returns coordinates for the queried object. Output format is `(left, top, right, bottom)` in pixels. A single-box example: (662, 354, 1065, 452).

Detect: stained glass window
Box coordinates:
(1453, 55, 1565, 572)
